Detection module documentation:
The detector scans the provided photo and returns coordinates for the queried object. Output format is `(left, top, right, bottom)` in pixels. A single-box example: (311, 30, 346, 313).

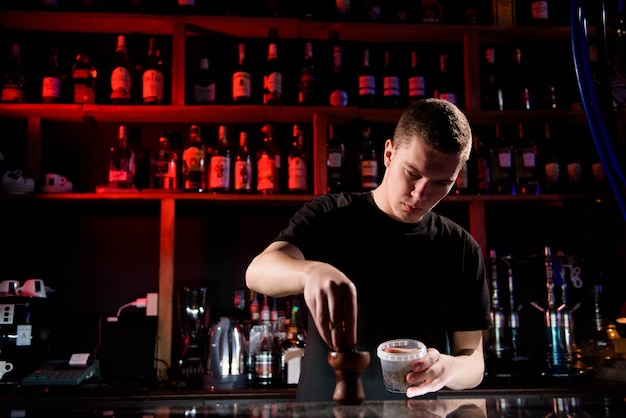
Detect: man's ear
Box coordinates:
(383, 139, 394, 167)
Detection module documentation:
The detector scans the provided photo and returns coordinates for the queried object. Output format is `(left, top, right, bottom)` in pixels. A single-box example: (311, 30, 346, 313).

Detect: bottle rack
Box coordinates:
(0, 10, 608, 384)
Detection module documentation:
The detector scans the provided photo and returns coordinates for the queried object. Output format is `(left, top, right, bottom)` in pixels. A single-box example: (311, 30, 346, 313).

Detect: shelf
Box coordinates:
(0, 192, 601, 204)
(0, 104, 589, 125)
(0, 11, 573, 42)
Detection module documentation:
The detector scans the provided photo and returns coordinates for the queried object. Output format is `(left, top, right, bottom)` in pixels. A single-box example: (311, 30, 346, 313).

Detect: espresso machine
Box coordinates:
(0, 295, 53, 383)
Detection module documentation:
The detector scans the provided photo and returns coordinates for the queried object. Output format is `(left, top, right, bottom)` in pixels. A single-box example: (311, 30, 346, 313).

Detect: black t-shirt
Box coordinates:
(273, 192, 492, 401)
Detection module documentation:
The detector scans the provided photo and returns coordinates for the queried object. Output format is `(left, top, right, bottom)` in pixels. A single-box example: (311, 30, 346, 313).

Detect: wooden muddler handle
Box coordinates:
(327, 350, 371, 405)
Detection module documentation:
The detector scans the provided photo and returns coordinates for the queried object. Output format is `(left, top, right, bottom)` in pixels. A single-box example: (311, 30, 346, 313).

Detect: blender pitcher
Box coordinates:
(174, 287, 211, 389)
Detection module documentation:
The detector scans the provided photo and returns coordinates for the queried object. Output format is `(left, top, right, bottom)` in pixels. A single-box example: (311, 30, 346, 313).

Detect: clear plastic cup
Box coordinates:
(376, 339, 427, 393)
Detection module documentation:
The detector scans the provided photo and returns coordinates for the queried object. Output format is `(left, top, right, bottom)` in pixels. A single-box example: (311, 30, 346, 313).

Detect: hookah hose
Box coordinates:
(571, 0, 626, 220)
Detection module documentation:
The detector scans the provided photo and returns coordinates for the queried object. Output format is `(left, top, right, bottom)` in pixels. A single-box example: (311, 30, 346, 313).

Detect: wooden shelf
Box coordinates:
(0, 11, 573, 42)
(0, 104, 588, 125)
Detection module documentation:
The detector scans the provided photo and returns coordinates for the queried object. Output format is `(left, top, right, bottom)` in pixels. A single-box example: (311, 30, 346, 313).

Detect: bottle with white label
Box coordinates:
(382, 49, 400, 108)
(151, 131, 178, 190)
(192, 57, 215, 104)
(530, 0, 549, 25)
(232, 43, 251, 103)
(42, 47, 62, 103)
(490, 124, 516, 195)
(182, 124, 207, 192)
(110, 35, 132, 104)
(359, 124, 379, 191)
(109, 125, 135, 189)
(328, 31, 348, 107)
(358, 47, 376, 108)
(142, 37, 165, 104)
(408, 49, 427, 105)
(263, 27, 282, 105)
(234, 131, 253, 193)
(1, 44, 25, 103)
(514, 123, 539, 195)
(434, 53, 458, 107)
(209, 125, 232, 193)
(256, 123, 280, 195)
(287, 123, 308, 194)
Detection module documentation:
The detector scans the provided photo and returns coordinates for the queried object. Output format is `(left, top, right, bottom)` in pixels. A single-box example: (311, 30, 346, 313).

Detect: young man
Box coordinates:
(246, 98, 492, 401)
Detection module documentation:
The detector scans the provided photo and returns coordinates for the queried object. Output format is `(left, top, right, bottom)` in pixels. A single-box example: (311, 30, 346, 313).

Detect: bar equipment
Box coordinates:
(531, 246, 570, 377)
(173, 287, 211, 389)
(205, 316, 248, 390)
(485, 250, 513, 378)
(0, 295, 53, 381)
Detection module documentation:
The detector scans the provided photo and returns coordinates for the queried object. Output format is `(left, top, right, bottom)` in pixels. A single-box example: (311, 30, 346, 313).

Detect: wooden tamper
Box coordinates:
(327, 350, 370, 405)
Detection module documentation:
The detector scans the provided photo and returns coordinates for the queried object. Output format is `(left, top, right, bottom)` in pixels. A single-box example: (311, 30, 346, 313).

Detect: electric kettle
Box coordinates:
(205, 316, 248, 390)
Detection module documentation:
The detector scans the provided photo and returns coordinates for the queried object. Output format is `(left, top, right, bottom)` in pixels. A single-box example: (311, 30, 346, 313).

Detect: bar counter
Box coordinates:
(1, 394, 625, 417)
(2, 379, 626, 417)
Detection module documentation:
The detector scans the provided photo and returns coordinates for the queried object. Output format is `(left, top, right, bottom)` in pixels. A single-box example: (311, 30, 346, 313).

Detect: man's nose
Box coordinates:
(411, 179, 429, 200)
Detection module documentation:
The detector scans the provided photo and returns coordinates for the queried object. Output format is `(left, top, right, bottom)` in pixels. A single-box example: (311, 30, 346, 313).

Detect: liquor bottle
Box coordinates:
(514, 123, 539, 195)
(504, 258, 524, 366)
(263, 27, 282, 105)
(334, 0, 351, 21)
(234, 131, 253, 193)
(490, 124, 516, 195)
(253, 321, 276, 387)
(485, 249, 512, 378)
(72, 51, 97, 104)
(41, 47, 63, 103)
(328, 31, 348, 107)
(434, 53, 458, 106)
(232, 42, 251, 103)
(581, 284, 624, 369)
(142, 37, 165, 104)
(530, 0, 549, 25)
(474, 130, 492, 195)
(151, 131, 178, 190)
(419, 0, 444, 23)
(256, 123, 280, 195)
(565, 140, 585, 194)
(287, 123, 308, 194)
(539, 246, 569, 376)
(1, 44, 25, 103)
(382, 49, 400, 108)
(177, 0, 196, 12)
(454, 159, 471, 195)
(128, 128, 151, 191)
(249, 291, 261, 325)
(505, 47, 531, 110)
(359, 124, 379, 191)
(327, 122, 346, 193)
(208, 125, 232, 193)
(182, 124, 207, 192)
(590, 147, 609, 195)
(357, 47, 376, 108)
(481, 47, 503, 110)
(362, 0, 382, 22)
(541, 123, 562, 194)
(192, 57, 215, 104)
(297, 41, 316, 105)
(387, 0, 418, 23)
(109, 125, 135, 189)
(279, 298, 305, 387)
(110, 35, 132, 104)
(408, 49, 427, 105)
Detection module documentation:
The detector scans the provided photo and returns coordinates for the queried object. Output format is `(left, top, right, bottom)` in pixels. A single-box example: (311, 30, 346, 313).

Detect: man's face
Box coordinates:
(379, 138, 464, 223)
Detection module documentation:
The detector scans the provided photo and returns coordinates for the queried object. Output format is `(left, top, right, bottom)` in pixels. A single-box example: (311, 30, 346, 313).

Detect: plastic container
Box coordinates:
(376, 339, 427, 393)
